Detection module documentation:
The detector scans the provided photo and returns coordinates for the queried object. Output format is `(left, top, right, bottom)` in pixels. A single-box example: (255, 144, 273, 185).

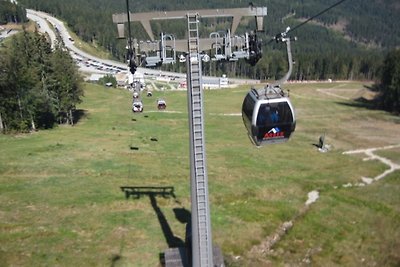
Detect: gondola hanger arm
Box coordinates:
(255, 27, 295, 98)
(274, 27, 295, 87)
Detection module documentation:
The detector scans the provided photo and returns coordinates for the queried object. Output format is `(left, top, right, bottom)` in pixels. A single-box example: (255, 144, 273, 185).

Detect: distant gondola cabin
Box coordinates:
(132, 100, 143, 113)
(157, 99, 166, 110)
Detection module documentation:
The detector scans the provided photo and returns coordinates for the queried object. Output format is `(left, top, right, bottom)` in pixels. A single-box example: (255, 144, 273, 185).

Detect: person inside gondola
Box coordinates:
(270, 107, 279, 123)
(257, 105, 279, 126)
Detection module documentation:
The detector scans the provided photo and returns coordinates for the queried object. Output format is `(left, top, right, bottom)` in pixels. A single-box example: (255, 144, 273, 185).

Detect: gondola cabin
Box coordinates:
(132, 100, 143, 113)
(157, 99, 167, 110)
(242, 87, 296, 146)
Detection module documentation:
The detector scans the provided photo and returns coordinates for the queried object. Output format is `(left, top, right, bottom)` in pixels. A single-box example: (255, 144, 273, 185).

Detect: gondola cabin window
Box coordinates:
(242, 93, 256, 123)
(254, 100, 295, 145)
(256, 102, 293, 127)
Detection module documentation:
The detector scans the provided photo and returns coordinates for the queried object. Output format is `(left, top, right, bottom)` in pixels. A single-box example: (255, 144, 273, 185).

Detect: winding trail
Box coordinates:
(246, 144, 400, 259)
(316, 83, 353, 100)
(342, 144, 400, 186)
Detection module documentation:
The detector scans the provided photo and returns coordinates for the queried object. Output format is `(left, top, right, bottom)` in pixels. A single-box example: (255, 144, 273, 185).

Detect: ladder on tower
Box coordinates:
(186, 13, 214, 267)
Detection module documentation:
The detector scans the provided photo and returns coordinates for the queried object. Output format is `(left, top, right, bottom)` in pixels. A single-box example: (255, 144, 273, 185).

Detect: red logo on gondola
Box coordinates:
(264, 128, 284, 139)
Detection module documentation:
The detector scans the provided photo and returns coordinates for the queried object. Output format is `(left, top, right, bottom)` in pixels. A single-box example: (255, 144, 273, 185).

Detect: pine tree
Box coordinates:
(379, 49, 400, 114)
(48, 43, 83, 125)
(0, 30, 83, 132)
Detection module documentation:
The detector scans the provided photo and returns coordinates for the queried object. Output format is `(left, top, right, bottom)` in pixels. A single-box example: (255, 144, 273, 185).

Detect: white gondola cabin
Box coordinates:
(242, 33, 296, 146)
(242, 87, 295, 146)
(157, 99, 166, 110)
(132, 100, 143, 113)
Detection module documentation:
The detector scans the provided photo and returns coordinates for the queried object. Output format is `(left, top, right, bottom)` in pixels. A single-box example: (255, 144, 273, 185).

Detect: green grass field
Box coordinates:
(1, 81, 399, 266)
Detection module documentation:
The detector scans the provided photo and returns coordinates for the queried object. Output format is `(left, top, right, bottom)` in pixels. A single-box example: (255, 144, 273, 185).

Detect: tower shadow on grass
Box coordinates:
(120, 186, 190, 266)
(120, 186, 190, 245)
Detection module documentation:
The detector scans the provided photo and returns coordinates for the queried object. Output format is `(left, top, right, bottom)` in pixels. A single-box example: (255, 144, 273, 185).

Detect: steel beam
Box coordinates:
(112, 6, 267, 40)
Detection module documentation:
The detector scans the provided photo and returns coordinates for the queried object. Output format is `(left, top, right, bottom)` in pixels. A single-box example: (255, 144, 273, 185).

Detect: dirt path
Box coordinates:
(342, 144, 400, 186)
(316, 88, 351, 100)
(247, 144, 400, 259)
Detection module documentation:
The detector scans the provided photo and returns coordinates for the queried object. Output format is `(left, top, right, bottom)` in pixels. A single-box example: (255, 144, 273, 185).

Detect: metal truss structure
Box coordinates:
(113, 6, 267, 67)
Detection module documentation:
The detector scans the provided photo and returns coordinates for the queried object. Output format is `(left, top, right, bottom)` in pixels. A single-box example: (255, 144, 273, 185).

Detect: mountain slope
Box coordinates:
(14, 0, 400, 80)
(17, 0, 400, 49)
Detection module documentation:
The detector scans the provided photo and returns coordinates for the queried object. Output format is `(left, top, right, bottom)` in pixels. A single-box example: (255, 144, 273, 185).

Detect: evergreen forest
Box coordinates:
(1, 0, 399, 133)
(0, 0, 27, 24)
(0, 30, 83, 132)
(377, 49, 400, 114)
(14, 0, 400, 81)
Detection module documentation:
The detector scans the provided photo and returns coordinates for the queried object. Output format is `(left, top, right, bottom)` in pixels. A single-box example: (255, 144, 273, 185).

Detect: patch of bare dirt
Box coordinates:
(341, 118, 400, 147)
(0, 23, 23, 30)
(352, 88, 378, 101)
(317, 85, 377, 101)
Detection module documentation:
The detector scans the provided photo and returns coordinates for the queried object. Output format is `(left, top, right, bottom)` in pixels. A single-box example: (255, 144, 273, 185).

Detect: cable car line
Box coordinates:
(113, 3, 350, 266)
(289, 0, 348, 34)
(242, 0, 349, 147)
(270, 0, 349, 44)
(242, 32, 296, 146)
(125, 0, 137, 76)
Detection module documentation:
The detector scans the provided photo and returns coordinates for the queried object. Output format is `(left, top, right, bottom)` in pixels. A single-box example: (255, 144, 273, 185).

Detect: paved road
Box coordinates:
(27, 9, 126, 75)
(0, 28, 19, 41)
(26, 11, 57, 49)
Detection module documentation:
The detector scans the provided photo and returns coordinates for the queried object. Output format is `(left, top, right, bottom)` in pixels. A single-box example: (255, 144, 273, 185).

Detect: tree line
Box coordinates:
(2, 0, 398, 120)
(0, 0, 27, 24)
(0, 30, 83, 132)
(15, 0, 399, 81)
(377, 49, 400, 114)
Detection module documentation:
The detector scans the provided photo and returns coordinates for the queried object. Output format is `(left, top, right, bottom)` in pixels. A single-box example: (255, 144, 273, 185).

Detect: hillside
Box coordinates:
(16, 0, 400, 47)
(265, 0, 400, 48)
(14, 0, 400, 80)
(1, 82, 399, 266)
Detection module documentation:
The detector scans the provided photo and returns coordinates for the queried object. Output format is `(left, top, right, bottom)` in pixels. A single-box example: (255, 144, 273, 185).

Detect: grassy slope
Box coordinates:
(0, 82, 399, 266)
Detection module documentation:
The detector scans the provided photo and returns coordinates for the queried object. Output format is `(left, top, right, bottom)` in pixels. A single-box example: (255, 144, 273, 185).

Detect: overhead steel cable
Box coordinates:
(125, 0, 137, 74)
(270, 0, 349, 43)
(288, 0, 349, 34)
